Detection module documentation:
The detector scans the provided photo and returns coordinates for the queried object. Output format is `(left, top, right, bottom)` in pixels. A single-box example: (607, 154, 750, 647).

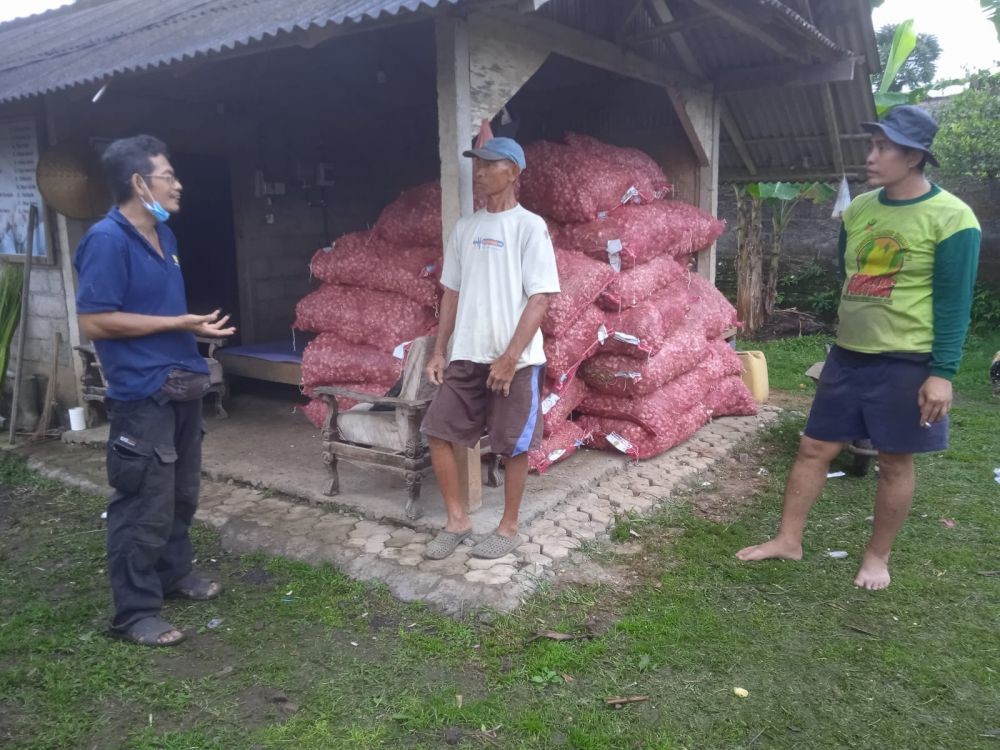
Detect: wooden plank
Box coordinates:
(628, 11, 716, 43)
(715, 58, 857, 93)
(468, 14, 548, 131)
(215, 352, 302, 385)
(479, 9, 708, 91)
(820, 85, 846, 175)
(694, 93, 720, 283)
(330, 440, 430, 470)
(720, 103, 756, 177)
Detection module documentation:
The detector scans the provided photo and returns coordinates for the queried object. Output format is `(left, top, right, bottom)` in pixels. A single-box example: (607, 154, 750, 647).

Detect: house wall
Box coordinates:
(0, 97, 78, 414)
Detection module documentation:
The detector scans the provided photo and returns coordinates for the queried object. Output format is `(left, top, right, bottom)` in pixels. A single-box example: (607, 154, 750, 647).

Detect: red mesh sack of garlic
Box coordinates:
(581, 322, 708, 397)
(560, 201, 725, 269)
(373, 182, 443, 247)
(540, 374, 588, 437)
(577, 351, 730, 435)
(563, 133, 673, 200)
(578, 404, 710, 460)
(529, 420, 590, 474)
(309, 231, 441, 307)
(705, 375, 758, 418)
(544, 305, 607, 389)
(600, 275, 695, 357)
(541, 248, 618, 337)
(686, 272, 739, 338)
(519, 139, 637, 224)
(597, 255, 688, 311)
(300, 333, 403, 389)
(293, 284, 436, 346)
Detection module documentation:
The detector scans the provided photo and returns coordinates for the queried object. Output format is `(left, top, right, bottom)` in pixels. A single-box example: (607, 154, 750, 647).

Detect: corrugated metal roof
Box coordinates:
(0, 0, 458, 103)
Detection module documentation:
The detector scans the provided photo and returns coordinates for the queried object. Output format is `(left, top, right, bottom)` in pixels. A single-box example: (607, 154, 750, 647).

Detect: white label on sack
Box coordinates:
(614, 371, 642, 381)
(393, 340, 412, 360)
(321, 245, 334, 253)
(620, 186, 639, 204)
(547, 448, 567, 463)
(597, 211, 609, 221)
(597, 324, 609, 345)
(423, 262, 437, 276)
(541, 392, 560, 415)
(613, 332, 641, 346)
(607, 239, 623, 273)
(606, 432, 635, 454)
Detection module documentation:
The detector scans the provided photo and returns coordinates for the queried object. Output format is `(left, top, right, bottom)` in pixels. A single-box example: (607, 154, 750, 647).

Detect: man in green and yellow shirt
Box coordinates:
(737, 105, 981, 591)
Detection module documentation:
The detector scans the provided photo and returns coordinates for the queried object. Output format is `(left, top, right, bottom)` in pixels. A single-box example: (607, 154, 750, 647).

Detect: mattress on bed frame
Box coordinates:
(215, 340, 303, 386)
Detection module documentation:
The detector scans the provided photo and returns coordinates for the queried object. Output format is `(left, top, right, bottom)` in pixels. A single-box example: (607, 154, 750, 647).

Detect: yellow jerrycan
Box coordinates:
(737, 350, 769, 403)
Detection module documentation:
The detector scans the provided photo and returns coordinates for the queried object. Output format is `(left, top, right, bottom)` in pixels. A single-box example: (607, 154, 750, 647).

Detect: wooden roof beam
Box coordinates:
(628, 11, 717, 44)
(687, 0, 812, 64)
(715, 57, 857, 92)
(479, 8, 709, 91)
(820, 84, 846, 175)
(616, 0, 648, 44)
(646, 0, 756, 176)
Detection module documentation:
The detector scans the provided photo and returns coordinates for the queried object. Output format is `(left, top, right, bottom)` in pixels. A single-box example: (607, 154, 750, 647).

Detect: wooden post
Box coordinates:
(43, 103, 86, 409)
(436, 15, 482, 514)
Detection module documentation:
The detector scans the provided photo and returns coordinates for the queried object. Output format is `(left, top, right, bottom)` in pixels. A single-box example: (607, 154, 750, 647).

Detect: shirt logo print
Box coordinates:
(472, 237, 505, 250)
(171, 254, 181, 267)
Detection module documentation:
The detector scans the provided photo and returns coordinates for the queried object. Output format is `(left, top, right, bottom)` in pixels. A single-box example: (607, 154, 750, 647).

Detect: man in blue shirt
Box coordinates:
(75, 135, 235, 646)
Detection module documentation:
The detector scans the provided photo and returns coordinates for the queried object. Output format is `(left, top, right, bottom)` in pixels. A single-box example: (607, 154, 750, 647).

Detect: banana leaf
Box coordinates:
(0, 263, 24, 388)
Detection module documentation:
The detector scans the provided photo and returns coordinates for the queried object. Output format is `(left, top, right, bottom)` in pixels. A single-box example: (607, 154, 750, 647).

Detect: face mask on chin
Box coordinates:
(139, 179, 171, 223)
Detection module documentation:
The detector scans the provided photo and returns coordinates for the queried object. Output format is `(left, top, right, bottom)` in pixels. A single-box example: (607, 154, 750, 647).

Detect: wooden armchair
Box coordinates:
(74, 336, 228, 426)
(314, 336, 501, 520)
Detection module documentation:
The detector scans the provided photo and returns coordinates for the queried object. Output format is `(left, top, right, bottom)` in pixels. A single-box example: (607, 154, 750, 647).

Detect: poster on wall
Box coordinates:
(0, 117, 50, 263)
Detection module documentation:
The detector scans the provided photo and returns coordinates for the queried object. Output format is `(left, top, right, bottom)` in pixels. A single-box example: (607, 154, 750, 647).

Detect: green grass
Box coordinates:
(1, 333, 998, 749)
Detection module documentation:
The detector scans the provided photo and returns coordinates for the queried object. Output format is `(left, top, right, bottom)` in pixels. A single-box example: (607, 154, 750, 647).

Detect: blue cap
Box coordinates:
(861, 105, 939, 167)
(463, 137, 526, 170)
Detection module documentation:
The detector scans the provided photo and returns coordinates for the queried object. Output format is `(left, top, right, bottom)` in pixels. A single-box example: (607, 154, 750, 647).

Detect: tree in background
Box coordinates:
(935, 71, 1000, 179)
(875, 23, 940, 92)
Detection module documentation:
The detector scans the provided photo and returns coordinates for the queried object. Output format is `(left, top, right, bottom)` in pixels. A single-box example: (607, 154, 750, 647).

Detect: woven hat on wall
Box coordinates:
(35, 141, 111, 219)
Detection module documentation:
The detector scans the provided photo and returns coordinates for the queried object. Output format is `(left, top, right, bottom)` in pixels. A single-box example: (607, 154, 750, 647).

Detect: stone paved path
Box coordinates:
(193, 409, 781, 615)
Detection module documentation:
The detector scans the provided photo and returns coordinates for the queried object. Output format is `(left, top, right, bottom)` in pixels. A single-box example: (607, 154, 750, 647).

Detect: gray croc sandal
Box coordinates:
(423, 529, 472, 559)
(112, 616, 186, 647)
(470, 532, 522, 559)
(166, 574, 223, 601)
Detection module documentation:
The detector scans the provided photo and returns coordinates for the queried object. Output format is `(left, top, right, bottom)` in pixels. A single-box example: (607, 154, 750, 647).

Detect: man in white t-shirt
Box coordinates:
(421, 137, 561, 560)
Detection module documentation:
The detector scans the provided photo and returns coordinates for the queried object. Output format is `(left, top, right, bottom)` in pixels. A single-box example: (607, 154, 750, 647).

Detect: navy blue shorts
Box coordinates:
(804, 345, 948, 454)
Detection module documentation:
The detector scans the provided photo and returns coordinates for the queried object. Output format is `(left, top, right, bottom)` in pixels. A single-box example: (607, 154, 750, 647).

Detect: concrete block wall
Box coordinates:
(7, 264, 76, 414)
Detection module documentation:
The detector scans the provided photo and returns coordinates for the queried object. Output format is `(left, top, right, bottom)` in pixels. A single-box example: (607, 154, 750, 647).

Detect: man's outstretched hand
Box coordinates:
(181, 309, 236, 338)
(487, 353, 517, 397)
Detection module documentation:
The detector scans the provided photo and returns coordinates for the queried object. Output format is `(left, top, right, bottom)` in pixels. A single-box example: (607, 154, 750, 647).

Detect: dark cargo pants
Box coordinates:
(104, 395, 203, 631)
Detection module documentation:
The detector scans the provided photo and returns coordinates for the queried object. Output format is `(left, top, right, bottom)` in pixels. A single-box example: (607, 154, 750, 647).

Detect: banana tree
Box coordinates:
(734, 182, 835, 332)
(875, 19, 919, 115)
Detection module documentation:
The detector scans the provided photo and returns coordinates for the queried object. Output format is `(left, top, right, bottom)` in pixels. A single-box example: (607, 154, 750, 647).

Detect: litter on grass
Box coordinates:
(827, 550, 849, 559)
(827, 471, 846, 478)
(206, 618, 224, 629)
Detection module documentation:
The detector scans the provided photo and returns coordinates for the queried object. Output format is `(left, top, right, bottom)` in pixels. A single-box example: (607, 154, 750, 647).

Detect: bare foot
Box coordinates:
(854, 551, 891, 590)
(735, 537, 803, 562)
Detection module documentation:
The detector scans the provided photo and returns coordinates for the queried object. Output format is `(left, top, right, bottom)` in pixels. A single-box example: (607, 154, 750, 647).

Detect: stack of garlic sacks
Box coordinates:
(293, 133, 756, 469)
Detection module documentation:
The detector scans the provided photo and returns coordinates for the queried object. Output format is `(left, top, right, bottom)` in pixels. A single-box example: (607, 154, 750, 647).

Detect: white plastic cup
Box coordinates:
(68, 406, 86, 431)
